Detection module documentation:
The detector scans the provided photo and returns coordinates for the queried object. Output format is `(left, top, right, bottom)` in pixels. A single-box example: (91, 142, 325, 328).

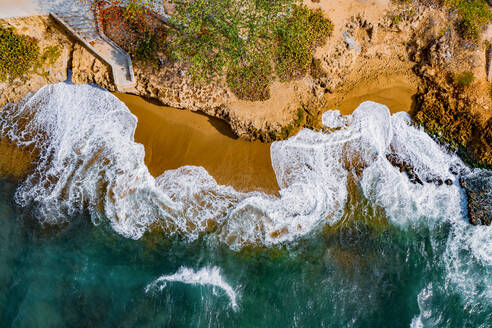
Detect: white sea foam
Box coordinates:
(0, 83, 490, 257)
(145, 266, 238, 310)
(0, 82, 353, 247)
(443, 221, 492, 306)
(1, 82, 492, 311)
(410, 283, 435, 328)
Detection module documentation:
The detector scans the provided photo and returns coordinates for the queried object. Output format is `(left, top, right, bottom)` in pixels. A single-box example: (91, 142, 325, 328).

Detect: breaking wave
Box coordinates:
(1, 82, 491, 314)
(145, 266, 238, 311)
(0, 83, 482, 243)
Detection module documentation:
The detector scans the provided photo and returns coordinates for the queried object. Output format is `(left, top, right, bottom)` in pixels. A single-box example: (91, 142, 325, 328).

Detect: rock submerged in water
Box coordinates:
(460, 170, 492, 226)
(385, 153, 491, 226)
(385, 153, 452, 186)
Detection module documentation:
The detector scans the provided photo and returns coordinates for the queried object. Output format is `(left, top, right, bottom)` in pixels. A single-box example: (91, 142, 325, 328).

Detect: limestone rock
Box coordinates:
(460, 170, 492, 226)
(71, 43, 116, 92)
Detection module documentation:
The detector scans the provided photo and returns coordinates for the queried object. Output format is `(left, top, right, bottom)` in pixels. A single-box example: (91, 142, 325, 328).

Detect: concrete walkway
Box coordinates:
(0, 0, 87, 18)
(0, 0, 167, 18)
(1, 0, 136, 92)
(51, 10, 136, 92)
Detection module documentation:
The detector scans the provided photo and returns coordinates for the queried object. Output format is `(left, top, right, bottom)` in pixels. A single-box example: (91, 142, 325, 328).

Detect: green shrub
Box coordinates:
(166, 0, 296, 83)
(226, 59, 272, 101)
(0, 25, 40, 83)
(134, 30, 160, 63)
(454, 71, 474, 87)
(392, 13, 403, 25)
(279, 108, 306, 139)
(166, 0, 333, 100)
(275, 5, 333, 81)
(444, 0, 492, 42)
(32, 45, 61, 79)
(41, 45, 61, 65)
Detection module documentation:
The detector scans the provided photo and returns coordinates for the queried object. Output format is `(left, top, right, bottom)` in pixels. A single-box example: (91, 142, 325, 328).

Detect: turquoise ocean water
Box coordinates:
(0, 83, 491, 327)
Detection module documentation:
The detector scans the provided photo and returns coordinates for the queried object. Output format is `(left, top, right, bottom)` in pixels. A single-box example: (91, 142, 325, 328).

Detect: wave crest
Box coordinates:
(0, 82, 487, 252)
(145, 266, 238, 311)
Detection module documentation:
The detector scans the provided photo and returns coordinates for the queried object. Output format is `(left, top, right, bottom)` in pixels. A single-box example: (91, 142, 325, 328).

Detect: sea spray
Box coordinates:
(1, 82, 492, 324)
(0, 83, 489, 251)
(0, 83, 349, 247)
(145, 266, 239, 311)
(0, 83, 182, 238)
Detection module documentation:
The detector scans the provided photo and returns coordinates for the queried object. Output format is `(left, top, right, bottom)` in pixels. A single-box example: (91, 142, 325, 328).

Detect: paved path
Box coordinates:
(52, 10, 136, 91)
(0, 0, 167, 18)
(1, 0, 136, 92)
(0, 0, 88, 18)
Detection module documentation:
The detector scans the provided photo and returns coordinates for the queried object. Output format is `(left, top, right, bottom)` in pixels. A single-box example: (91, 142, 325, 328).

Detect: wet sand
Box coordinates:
(115, 93, 280, 194)
(325, 75, 417, 115)
(0, 138, 36, 181)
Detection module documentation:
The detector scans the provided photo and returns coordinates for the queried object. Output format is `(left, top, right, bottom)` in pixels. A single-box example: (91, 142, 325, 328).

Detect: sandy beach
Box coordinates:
(326, 74, 417, 115)
(116, 93, 280, 194)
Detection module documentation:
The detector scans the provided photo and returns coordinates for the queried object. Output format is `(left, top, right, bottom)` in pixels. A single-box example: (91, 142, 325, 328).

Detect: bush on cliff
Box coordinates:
(275, 5, 333, 81)
(0, 25, 40, 83)
(226, 59, 273, 101)
(166, 0, 333, 100)
(444, 0, 492, 42)
(134, 30, 161, 63)
(454, 71, 474, 88)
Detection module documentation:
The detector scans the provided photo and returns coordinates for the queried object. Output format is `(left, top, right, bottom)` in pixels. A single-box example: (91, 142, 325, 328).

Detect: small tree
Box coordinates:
(82, 0, 158, 33)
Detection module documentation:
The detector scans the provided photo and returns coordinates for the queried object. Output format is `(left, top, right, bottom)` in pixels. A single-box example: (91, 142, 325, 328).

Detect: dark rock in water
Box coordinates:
(386, 153, 423, 184)
(385, 153, 450, 187)
(449, 163, 462, 176)
(460, 170, 492, 226)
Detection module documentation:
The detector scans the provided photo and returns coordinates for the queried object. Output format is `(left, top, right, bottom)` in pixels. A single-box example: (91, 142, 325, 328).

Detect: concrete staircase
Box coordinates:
(51, 10, 136, 92)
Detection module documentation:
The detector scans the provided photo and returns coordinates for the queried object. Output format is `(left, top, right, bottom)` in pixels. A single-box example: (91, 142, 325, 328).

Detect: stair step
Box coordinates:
(70, 21, 94, 25)
(75, 28, 96, 33)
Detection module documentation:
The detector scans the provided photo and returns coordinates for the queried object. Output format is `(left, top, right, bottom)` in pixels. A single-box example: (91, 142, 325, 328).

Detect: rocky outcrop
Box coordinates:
(0, 16, 115, 108)
(385, 152, 454, 186)
(71, 43, 115, 92)
(460, 170, 492, 226)
(0, 16, 72, 108)
(133, 63, 229, 113)
(410, 27, 492, 167)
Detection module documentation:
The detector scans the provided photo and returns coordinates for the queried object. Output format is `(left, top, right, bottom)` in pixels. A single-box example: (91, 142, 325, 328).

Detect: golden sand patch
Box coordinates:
(115, 93, 280, 194)
(325, 73, 418, 115)
(0, 137, 36, 181)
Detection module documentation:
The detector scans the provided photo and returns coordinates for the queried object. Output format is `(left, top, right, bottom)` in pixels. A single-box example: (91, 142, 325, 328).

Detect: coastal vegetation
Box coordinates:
(0, 25, 62, 82)
(443, 0, 492, 42)
(91, 0, 333, 101)
(453, 71, 474, 88)
(166, 0, 333, 99)
(0, 25, 39, 82)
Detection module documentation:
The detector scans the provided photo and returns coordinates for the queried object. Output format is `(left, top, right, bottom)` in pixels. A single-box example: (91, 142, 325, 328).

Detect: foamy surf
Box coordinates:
(0, 83, 490, 258)
(145, 266, 238, 311)
(2, 82, 492, 325)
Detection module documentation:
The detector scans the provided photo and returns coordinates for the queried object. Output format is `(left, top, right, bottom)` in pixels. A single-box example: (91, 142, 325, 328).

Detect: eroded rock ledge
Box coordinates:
(0, 16, 115, 108)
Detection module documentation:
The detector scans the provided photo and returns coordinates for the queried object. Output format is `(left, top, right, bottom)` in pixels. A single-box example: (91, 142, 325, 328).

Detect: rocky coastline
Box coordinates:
(1, 0, 491, 226)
